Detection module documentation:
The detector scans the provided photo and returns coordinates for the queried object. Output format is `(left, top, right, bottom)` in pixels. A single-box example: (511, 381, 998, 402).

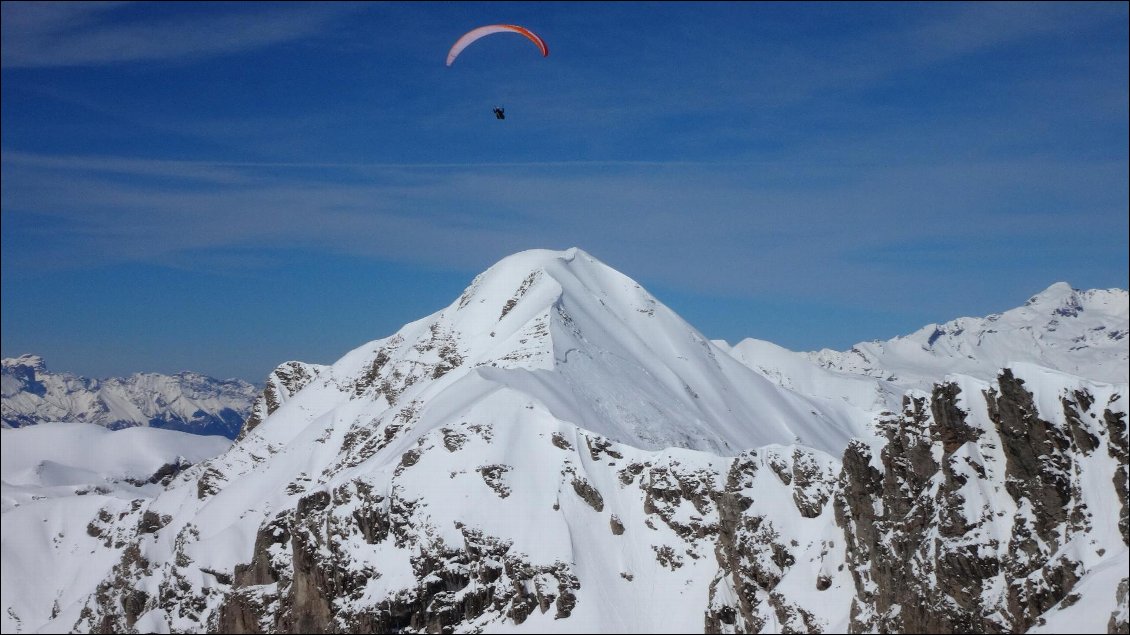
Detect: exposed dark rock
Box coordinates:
(706, 451, 827, 634)
(834, 371, 1126, 634)
(219, 497, 581, 633)
(989, 370, 1073, 546)
(791, 447, 832, 518)
(240, 362, 318, 441)
(1111, 578, 1129, 634)
(1105, 404, 1129, 546)
(571, 476, 604, 512)
(479, 464, 513, 498)
(124, 457, 196, 487)
(137, 510, 170, 534)
(197, 466, 226, 500)
(442, 427, 468, 452)
(585, 434, 624, 461)
(816, 575, 832, 591)
(551, 431, 574, 451)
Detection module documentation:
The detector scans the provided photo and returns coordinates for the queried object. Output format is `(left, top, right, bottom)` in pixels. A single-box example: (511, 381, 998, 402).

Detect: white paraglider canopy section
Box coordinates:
(446, 24, 548, 66)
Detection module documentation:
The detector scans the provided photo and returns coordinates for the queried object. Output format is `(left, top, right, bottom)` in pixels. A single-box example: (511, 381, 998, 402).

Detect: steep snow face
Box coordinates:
(268, 247, 869, 457)
(1, 356, 259, 438)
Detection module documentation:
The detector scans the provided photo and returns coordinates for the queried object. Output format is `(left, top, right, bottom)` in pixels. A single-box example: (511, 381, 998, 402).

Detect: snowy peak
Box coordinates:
(1024, 280, 1082, 309)
(248, 248, 866, 457)
(1, 355, 45, 373)
(1019, 280, 1128, 316)
(802, 282, 1128, 387)
(444, 247, 666, 358)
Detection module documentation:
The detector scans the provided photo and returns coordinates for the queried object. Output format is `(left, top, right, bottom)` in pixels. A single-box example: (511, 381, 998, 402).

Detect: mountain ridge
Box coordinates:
(1, 354, 259, 439)
(719, 281, 1128, 416)
(1, 249, 1126, 634)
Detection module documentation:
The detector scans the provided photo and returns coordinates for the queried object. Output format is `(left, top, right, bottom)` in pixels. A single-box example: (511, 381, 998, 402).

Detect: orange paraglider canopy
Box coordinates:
(446, 25, 548, 66)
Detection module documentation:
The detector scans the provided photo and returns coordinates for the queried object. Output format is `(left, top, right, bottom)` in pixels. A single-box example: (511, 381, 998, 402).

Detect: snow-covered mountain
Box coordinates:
(814, 281, 1127, 383)
(718, 282, 1128, 413)
(1, 248, 1126, 634)
(0, 423, 232, 633)
(1, 355, 259, 439)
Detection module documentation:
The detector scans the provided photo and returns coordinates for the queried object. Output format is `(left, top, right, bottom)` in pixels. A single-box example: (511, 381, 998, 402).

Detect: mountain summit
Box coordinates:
(2, 250, 1126, 634)
(239, 247, 867, 456)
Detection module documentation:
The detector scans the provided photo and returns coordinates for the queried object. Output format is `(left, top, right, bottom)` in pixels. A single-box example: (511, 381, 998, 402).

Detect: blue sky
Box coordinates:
(2, 1, 1127, 381)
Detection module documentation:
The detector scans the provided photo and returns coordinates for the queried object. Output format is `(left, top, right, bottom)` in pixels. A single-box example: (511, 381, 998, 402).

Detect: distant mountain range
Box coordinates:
(1, 248, 1126, 634)
(1, 355, 258, 439)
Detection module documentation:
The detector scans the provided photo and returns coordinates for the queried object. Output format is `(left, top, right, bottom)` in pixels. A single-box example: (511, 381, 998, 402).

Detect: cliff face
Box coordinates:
(76, 439, 855, 634)
(837, 366, 1128, 634)
(62, 368, 1126, 634)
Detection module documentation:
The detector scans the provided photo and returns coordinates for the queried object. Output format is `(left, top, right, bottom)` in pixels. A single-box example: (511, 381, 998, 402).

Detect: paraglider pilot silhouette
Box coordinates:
(446, 25, 548, 120)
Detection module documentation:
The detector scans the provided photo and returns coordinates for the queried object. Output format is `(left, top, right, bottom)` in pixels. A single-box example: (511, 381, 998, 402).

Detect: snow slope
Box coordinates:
(0, 424, 230, 634)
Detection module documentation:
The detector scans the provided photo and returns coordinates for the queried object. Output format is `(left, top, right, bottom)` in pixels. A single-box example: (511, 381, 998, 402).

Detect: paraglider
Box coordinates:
(447, 24, 548, 120)
(446, 24, 549, 67)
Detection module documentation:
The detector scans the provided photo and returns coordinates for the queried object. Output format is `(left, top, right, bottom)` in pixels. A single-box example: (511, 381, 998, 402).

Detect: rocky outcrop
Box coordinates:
(38, 362, 1129, 635)
(237, 362, 321, 441)
(213, 481, 581, 634)
(705, 448, 840, 634)
(837, 369, 1127, 633)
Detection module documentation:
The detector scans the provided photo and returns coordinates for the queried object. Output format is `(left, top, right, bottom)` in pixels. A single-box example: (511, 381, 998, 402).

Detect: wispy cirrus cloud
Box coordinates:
(0, 1, 364, 68)
(3, 147, 1125, 315)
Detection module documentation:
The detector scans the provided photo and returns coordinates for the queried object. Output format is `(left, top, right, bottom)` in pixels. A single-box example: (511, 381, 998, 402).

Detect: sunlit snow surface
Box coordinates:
(722, 281, 1127, 402)
(1, 424, 230, 633)
(1, 249, 1126, 634)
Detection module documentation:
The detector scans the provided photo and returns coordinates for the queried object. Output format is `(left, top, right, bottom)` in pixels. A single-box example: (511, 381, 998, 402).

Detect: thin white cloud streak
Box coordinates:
(0, 150, 792, 173)
(1, 2, 365, 68)
(3, 149, 1125, 310)
(538, 2, 1126, 121)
